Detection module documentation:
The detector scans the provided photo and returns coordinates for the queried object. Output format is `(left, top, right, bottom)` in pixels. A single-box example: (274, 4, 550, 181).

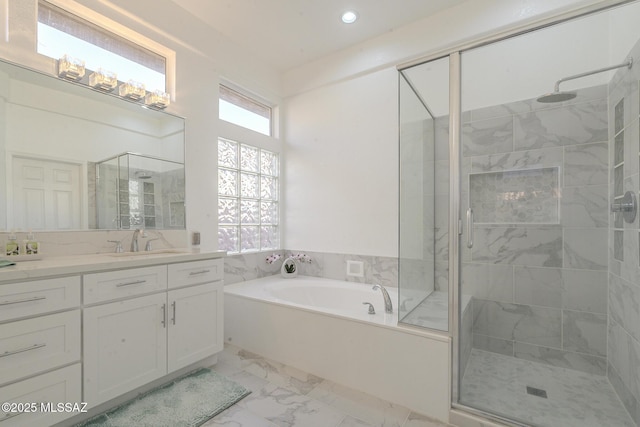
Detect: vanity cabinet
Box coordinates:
(0, 276, 82, 427)
(83, 259, 223, 407)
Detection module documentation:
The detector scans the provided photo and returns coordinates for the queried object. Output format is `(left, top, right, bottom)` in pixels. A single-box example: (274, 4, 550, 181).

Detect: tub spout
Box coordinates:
(372, 285, 393, 313)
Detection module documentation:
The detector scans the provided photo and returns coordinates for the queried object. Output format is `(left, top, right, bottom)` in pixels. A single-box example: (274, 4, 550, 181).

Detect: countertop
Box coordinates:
(0, 249, 226, 282)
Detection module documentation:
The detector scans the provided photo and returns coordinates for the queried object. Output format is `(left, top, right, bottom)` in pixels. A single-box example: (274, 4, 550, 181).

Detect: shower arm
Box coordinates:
(554, 58, 633, 92)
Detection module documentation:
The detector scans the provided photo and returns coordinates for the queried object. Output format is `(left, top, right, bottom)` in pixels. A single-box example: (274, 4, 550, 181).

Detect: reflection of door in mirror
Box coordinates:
(11, 155, 83, 230)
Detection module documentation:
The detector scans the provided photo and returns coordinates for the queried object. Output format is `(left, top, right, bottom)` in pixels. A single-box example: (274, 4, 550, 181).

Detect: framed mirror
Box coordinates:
(0, 58, 185, 231)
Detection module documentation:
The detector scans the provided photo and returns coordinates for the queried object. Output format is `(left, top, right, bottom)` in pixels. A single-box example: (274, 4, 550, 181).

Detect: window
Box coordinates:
(218, 138, 279, 253)
(219, 85, 272, 136)
(37, 1, 167, 93)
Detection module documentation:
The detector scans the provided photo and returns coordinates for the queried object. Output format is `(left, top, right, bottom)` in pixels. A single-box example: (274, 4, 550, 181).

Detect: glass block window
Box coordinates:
(218, 138, 279, 253)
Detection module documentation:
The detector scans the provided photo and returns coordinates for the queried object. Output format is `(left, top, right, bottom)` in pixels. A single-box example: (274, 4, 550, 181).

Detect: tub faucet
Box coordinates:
(130, 228, 146, 252)
(372, 284, 393, 313)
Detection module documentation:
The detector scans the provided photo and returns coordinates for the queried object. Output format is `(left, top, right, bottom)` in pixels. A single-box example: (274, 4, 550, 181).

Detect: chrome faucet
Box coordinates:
(130, 229, 145, 252)
(372, 284, 393, 313)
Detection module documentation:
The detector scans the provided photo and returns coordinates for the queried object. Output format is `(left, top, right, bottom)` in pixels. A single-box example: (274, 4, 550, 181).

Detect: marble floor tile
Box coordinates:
(209, 344, 453, 427)
(307, 380, 410, 427)
(460, 349, 635, 427)
(243, 383, 346, 427)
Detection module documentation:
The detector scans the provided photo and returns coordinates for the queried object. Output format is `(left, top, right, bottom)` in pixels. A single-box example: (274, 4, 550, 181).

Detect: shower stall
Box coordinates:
(398, 2, 640, 426)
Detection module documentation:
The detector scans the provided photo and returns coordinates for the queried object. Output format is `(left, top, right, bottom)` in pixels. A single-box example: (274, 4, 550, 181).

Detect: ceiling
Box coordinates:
(169, 0, 467, 72)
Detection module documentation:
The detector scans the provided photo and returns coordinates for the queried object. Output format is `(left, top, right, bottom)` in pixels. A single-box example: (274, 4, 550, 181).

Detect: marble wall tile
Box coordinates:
(560, 185, 608, 228)
(564, 141, 609, 186)
(323, 252, 372, 284)
(609, 273, 640, 344)
(371, 256, 399, 288)
(616, 230, 625, 261)
(434, 261, 448, 292)
(513, 99, 608, 151)
(624, 120, 639, 177)
(472, 333, 513, 357)
(461, 301, 474, 381)
(224, 251, 285, 285)
(514, 342, 606, 375)
(472, 226, 563, 267)
(473, 299, 561, 348)
(561, 269, 607, 314)
(563, 228, 608, 270)
(513, 266, 562, 309)
(462, 116, 513, 157)
(462, 263, 513, 302)
(469, 167, 559, 224)
(609, 319, 631, 392)
(609, 362, 640, 427)
(562, 310, 607, 357)
(471, 147, 563, 173)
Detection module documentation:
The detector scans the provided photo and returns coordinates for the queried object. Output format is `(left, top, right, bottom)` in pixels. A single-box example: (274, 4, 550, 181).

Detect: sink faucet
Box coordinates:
(372, 284, 393, 313)
(130, 229, 146, 252)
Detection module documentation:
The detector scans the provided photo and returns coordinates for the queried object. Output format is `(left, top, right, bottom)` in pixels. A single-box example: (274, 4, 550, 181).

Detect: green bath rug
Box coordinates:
(76, 368, 250, 427)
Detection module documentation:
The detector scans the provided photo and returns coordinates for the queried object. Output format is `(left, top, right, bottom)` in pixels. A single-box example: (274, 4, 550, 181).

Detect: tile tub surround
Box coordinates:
(224, 250, 399, 288)
(607, 35, 640, 427)
(460, 85, 610, 377)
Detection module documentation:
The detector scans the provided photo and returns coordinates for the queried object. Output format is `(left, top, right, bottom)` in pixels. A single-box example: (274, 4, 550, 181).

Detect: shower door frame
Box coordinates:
(397, 0, 636, 425)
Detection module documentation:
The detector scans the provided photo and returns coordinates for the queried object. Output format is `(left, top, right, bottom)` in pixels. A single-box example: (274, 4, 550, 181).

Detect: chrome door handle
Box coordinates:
(171, 301, 176, 325)
(161, 304, 166, 328)
(466, 208, 474, 249)
(188, 270, 210, 276)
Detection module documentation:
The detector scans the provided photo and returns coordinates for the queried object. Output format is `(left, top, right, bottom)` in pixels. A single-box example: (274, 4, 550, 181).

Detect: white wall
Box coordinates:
(283, 67, 398, 256)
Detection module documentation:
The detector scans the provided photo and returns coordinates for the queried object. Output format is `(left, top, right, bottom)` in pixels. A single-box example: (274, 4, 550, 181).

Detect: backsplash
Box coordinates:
(0, 230, 187, 257)
(224, 249, 398, 288)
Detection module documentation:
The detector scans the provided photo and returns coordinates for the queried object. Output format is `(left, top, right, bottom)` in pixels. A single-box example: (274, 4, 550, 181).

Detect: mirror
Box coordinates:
(0, 58, 185, 231)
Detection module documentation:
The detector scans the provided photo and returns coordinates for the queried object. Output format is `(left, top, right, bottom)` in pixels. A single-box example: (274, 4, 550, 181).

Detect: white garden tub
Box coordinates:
(224, 275, 451, 421)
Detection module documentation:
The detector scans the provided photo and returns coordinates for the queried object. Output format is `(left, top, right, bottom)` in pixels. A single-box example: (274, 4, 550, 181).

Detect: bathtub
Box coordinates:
(224, 275, 451, 421)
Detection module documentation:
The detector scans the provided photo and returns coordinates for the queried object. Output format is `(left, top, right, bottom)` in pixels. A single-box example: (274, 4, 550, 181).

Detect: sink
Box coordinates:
(108, 249, 187, 257)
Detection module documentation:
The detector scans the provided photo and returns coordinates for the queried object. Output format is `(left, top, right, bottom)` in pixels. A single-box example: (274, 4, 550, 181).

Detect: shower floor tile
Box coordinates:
(460, 349, 635, 427)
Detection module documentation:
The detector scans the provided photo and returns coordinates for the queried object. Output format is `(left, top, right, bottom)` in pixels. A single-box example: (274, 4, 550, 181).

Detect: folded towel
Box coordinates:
(0, 259, 16, 267)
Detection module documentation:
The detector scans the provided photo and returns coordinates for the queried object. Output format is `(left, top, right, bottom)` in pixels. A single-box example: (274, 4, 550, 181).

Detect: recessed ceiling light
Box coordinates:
(341, 10, 358, 24)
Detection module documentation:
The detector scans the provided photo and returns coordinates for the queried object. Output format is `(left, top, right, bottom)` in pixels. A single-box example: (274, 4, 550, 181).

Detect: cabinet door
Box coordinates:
(167, 282, 223, 372)
(83, 293, 167, 407)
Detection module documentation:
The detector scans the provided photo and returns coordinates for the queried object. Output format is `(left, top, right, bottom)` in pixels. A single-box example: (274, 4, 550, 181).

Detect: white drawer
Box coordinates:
(0, 364, 82, 427)
(0, 310, 80, 386)
(168, 258, 223, 289)
(83, 265, 167, 304)
(0, 276, 80, 323)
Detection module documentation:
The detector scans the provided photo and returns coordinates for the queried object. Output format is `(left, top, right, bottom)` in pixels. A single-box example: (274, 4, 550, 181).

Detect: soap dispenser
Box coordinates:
(6, 231, 19, 256)
(24, 231, 39, 255)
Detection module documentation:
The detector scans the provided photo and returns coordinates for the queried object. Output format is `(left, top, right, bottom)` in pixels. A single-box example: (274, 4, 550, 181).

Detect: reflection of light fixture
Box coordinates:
(118, 80, 146, 101)
(57, 55, 85, 81)
(341, 10, 358, 24)
(89, 69, 118, 92)
(144, 90, 170, 109)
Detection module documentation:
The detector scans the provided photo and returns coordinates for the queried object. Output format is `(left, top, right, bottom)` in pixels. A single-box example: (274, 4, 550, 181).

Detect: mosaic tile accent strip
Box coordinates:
(469, 167, 559, 224)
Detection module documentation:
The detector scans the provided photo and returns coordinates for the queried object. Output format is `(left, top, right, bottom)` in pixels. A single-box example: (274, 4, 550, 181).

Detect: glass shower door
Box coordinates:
(457, 3, 639, 426)
(398, 56, 449, 332)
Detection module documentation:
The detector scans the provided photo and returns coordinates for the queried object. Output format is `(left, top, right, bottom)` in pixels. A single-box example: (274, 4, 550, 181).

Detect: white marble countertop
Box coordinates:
(0, 249, 226, 282)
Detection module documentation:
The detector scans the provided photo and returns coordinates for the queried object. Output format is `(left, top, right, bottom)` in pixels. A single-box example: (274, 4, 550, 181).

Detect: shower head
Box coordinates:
(537, 57, 633, 104)
(536, 91, 577, 103)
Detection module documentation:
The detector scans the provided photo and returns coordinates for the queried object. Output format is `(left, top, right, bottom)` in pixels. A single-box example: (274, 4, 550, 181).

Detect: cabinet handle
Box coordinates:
(161, 304, 166, 328)
(171, 301, 176, 325)
(0, 296, 46, 306)
(0, 343, 46, 358)
(116, 279, 147, 287)
(188, 270, 210, 276)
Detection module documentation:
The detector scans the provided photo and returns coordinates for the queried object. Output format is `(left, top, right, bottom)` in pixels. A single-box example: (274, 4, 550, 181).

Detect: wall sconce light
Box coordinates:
(89, 69, 118, 92)
(58, 55, 85, 81)
(118, 80, 146, 101)
(144, 90, 170, 109)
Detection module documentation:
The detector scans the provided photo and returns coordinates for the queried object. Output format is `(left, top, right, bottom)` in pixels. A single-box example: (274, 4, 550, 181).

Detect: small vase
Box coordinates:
(280, 257, 298, 278)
